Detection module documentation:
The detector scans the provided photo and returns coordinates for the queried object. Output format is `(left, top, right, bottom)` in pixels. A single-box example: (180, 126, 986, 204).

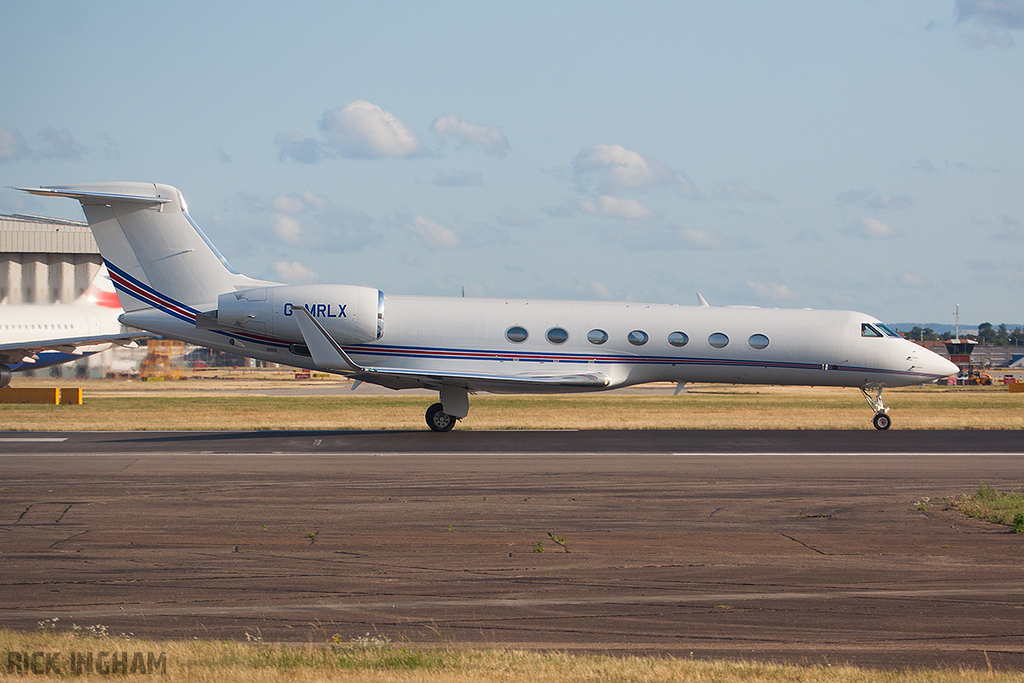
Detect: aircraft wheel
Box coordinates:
(872, 413, 891, 431)
(425, 403, 456, 432)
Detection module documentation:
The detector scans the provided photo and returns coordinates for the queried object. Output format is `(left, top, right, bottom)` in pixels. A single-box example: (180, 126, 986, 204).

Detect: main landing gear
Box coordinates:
(425, 385, 469, 432)
(425, 403, 456, 432)
(861, 386, 891, 430)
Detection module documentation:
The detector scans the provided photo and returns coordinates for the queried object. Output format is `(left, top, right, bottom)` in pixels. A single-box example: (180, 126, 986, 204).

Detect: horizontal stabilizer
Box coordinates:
(15, 185, 171, 206)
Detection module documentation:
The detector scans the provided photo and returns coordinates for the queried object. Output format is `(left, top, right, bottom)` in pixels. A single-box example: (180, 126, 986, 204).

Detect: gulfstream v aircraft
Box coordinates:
(0, 265, 148, 388)
(20, 182, 957, 430)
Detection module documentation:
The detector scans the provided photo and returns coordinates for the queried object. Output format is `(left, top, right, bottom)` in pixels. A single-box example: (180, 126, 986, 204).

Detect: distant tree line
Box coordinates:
(907, 323, 1024, 346)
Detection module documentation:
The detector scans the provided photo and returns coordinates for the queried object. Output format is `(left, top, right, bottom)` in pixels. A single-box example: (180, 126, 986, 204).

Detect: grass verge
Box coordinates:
(1, 629, 1019, 682)
(946, 483, 1024, 532)
(0, 384, 1020, 431)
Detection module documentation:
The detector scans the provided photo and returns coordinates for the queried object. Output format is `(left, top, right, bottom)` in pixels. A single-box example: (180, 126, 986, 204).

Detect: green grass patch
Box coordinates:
(946, 483, 1024, 532)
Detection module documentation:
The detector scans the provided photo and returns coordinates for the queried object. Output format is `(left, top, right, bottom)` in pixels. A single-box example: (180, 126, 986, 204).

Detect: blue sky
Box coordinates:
(1, 1, 1021, 325)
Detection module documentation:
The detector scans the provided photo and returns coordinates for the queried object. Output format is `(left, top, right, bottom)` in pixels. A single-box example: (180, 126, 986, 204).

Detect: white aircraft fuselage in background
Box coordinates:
(20, 182, 958, 430)
(0, 266, 144, 388)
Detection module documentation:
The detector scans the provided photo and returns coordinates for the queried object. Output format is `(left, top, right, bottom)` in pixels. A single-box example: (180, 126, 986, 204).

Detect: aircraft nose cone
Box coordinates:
(925, 354, 958, 379)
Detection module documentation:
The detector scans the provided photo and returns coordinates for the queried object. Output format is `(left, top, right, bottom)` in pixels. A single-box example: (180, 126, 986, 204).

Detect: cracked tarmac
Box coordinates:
(1, 429, 1023, 670)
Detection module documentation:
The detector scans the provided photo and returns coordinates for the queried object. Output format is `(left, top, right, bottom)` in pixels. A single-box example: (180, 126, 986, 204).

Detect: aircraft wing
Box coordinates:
(293, 307, 610, 393)
(0, 333, 151, 365)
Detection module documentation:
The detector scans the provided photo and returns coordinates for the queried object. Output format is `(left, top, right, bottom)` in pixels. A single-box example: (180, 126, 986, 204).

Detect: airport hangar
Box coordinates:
(0, 213, 101, 305)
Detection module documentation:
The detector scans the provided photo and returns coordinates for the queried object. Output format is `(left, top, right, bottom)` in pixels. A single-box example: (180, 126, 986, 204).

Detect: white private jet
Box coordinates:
(19, 182, 957, 430)
(0, 265, 149, 388)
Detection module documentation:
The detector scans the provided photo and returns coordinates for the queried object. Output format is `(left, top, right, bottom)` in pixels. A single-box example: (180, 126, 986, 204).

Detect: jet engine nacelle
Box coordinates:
(213, 284, 384, 344)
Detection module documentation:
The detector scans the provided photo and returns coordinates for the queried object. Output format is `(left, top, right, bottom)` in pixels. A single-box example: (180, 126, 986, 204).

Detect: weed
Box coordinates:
(532, 539, 545, 553)
(914, 497, 931, 511)
(305, 531, 318, 545)
(71, 623, 111, 639)
(547, 531, 569, 553)
(946, 483, 1024, 531)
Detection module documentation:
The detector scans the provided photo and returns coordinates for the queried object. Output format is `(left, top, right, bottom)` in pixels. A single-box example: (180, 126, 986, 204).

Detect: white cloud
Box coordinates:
(841, 218, 903, 239)
(590, 280, 613, 299)
(837, 188, 914, 210)
(273, 261, 321, 284)
(573, 144, 701, 197)
(38, 128, 82, 161)
(433, 114, 510, 156)
(274, 215, 302, 243)
(681, 227, 724, 249)
(242, 190, 379, 252)
(898, 271, 926, 288)
(747, 280, 797, 301)
(962, 30, 1017, 47)
(319, 100, 422, 159)
(407, 215, 460, 249)
(580, 195, 655, 220)
(957, 0, 1022, 48)
(957, 0, 1024, 29)
(272, 194, 305, 215)
(433, 169, 484, 187)
(497, 208, 534, 227)
(275, 133, 323, 163)
(714, 180, 776, 203)
(0, 124, 30, 162)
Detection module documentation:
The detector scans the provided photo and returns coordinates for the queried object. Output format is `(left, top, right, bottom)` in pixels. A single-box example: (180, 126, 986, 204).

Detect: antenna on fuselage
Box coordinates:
(696, 292, 709, 307)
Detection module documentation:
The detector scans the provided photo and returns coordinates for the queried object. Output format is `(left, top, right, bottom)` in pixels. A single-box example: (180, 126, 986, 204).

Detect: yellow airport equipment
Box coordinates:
(0, 387, 83, 404)
(140, 339, 185, 379)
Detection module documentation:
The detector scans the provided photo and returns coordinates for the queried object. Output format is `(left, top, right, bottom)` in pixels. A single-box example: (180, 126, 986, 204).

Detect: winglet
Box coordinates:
(696, 292, 709, 307)
(292, 306, 368, 374)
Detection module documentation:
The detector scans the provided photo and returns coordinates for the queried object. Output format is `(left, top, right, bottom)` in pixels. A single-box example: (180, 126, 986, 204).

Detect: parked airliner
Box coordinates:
(0, 265, 148, 388)
(19, 183, 958, 430)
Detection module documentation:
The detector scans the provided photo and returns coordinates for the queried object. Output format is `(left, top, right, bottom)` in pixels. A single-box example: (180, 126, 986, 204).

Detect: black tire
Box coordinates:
(872, 413, 891, 431)
(425, 402, 456, 432)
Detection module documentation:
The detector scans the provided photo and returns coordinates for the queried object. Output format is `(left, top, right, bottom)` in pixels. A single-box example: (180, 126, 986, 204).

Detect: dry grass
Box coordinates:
(0, 380, 1020, 431)
(0, 629, 1018, 682)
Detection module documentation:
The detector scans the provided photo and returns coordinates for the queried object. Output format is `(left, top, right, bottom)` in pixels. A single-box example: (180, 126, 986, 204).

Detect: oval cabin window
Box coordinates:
(667, 331, 689, 347)
(748, 334, 769, 350)
(627, 330, 649, 346)
(546, 327, 568, 344)
(708, 332, 729, 348)
(506, 326, 528, 343)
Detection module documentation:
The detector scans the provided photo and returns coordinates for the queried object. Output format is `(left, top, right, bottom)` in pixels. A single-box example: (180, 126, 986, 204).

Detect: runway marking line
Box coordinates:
(6, 587, 1024, 621)
(0, 437, 68, 443)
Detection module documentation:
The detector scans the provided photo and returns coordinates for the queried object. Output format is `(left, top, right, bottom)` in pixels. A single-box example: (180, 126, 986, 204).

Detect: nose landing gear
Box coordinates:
(861, 386, 891, 430)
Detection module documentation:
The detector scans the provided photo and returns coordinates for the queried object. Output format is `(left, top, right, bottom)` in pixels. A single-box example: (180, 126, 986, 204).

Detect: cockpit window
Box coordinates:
(861, 323, 883, 338)
(876, 323, 900, 338)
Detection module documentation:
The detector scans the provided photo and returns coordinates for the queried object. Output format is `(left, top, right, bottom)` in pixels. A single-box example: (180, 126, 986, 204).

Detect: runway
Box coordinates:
(2, 430, 1024, 669)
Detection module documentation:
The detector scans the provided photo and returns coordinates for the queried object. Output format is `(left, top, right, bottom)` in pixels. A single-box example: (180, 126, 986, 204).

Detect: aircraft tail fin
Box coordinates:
(74, 265, 121, 308)
(18, 183, 253, 312)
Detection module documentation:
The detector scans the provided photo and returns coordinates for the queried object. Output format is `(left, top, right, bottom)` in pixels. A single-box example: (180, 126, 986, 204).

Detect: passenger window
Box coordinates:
(546, 327, 568, 344)
(627, 330, 649, 346)
(708, 332, 729, 348)
(748, 334, 769, 350)
(587, 329, 608, 345)
(506, 326, 528, 343)
(861, 323, 883, 338)
(667, 331, 688, 347)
